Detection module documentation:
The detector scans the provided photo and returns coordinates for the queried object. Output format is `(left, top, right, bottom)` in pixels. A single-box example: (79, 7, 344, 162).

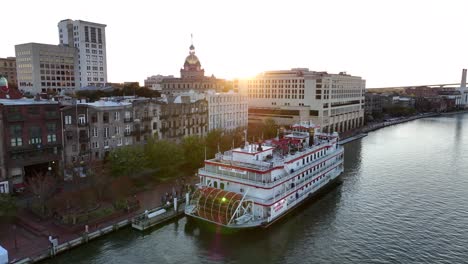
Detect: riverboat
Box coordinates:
(185, 121, 344, 228)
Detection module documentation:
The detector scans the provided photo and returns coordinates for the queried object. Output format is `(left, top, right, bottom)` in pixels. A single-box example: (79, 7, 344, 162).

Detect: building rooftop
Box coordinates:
(79, 100, 131, 108)
(0, 98, 58, 106)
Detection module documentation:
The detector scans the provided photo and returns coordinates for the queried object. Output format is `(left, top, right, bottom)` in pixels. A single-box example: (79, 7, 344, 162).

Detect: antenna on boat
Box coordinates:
(244, 129, 247, 148)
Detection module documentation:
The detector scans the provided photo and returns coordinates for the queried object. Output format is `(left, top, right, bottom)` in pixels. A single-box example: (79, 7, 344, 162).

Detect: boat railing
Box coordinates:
(217, 153, 278, 170)
(201, 147, 344, 190)
(252, 155, 344, 204)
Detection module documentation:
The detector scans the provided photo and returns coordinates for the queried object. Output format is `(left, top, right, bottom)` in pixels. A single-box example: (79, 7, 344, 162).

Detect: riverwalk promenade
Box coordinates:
(0, 179, 189, 264)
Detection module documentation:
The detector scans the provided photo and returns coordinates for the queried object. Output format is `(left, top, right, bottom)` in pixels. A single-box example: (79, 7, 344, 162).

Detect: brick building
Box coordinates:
(0, 98, 62, 191)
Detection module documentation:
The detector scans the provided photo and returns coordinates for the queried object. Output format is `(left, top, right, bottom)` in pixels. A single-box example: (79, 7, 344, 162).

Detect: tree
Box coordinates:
(181, 135, 205, 171)
(144, 139, 184, 179)
(247, 118, 278, 142)
(263, 118, 277, 139)
(0, 194, 17, 221)
(205, 129, 223, 158)
(26, 172, 57, 216)
(87, 161, 111, 201)
(108, 145, 147, 178)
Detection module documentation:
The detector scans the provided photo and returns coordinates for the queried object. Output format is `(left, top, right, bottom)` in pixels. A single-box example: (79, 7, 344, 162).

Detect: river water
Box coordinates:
(45, 113, 468, 264)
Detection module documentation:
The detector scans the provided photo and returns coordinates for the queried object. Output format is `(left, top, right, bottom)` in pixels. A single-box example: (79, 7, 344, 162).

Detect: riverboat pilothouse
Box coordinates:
(185, 121, 344, 228)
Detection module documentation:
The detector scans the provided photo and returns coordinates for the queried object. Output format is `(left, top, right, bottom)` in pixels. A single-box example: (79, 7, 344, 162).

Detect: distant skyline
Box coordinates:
(2, 0, 468, 88)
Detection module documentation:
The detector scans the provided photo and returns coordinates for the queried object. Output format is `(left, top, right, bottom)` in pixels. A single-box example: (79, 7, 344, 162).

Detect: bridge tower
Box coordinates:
(458, 69, 468, 108)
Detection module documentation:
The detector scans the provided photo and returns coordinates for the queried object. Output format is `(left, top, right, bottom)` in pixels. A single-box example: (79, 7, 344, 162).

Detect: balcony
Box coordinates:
(142, 116, 152, 122)
(124, 118, 133, 123)
(8, 144, 61, 166)
(78, 122, 88, 127)
(124, 131, 132, 136)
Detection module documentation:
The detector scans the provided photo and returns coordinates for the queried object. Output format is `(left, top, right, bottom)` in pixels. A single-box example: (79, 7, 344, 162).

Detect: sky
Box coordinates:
(1, 0, 468, 88)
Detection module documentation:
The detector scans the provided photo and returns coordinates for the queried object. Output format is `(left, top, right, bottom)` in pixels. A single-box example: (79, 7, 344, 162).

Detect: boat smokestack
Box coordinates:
(279, 127, 285, 139)
(309, 128, 315, 147)
(461, 69, 467, 89)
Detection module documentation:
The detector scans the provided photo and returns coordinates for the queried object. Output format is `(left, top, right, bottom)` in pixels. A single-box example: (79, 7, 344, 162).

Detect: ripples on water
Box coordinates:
(45, 114, 468, 264)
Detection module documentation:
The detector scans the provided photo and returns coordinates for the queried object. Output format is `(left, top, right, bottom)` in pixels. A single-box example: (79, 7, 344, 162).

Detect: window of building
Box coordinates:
(104, 127, 109, 138)
(47, 134, 57, 143)
(114, 112, 120, 121)
(92, 127, 98, 137)
(28, 126, 42, 144)
(9, 124, 22, 147)
(46, 123, 57, 143)
(78, 114, 86, 124)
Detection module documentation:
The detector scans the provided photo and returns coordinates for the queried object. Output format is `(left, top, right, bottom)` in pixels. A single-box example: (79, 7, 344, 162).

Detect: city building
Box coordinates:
(206, 91, 248, 132)
(160, 42, 226, 96)
(159, 95, 208, 141)
(0, 57, 17, 87)
(132, 99, 160, 143)
(364, 92, 384, 117)
(0, 97, 62, 191)
(390, 96, 415, 108)
(60, 103, 91, 179)
(404, 86, 439, 97)
(58, 19, 108, 87)
(144, 75, 174, 91)
(15, 43, 79, 95)
(238, 68, 365, 133)
(79, 101, 133, 160)
(437, 89, 462, 109)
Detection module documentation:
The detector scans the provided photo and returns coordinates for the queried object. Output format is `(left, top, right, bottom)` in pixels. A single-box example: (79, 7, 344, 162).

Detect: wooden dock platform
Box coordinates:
(131, 200, 185, 231)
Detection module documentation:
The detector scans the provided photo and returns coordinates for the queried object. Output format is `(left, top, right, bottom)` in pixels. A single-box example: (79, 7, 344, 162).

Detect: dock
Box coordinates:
(131, 199, 186, 231)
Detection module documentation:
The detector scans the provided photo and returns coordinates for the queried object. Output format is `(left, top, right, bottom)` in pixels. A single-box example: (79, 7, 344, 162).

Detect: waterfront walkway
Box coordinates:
(0, 178, 193, 263)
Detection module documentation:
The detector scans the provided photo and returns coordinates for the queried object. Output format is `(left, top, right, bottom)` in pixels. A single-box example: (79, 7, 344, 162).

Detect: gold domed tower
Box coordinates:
(181, 35, 205, 79)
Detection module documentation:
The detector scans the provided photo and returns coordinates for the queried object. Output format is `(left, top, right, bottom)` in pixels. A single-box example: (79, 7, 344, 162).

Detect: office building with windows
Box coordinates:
(206, 91, 248, 132)
(238, 68, 365, 133)
(15, 43, 79, 95)
(58, 19, 107, 87)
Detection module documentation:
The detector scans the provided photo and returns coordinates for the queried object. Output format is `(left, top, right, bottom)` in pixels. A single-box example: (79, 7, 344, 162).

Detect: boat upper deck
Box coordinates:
(207, 133, 338, 172)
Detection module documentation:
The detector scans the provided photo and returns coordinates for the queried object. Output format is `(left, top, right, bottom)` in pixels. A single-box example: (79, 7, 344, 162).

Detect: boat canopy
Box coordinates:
(194, 187, 244, 225)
